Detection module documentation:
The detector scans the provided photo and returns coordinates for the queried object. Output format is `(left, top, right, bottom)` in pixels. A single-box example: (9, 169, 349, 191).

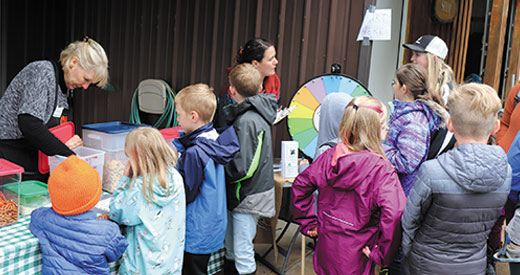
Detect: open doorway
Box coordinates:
(463, 0, 488, 85)
(465, 0, 518, 100)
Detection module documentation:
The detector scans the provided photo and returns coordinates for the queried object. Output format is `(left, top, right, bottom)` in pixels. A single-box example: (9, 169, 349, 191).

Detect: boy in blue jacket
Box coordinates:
(30, 155, 127, 274)
(174, 83, 239, 275)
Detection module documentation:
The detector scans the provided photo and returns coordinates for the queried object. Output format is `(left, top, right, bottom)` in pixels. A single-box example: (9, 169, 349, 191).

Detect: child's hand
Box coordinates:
(98, 214, 110, 220)
(307, 227, 318, 237)
(362, 246, 371, 258)
(123, 162, 133, 177)
(299, 159, 309, 165)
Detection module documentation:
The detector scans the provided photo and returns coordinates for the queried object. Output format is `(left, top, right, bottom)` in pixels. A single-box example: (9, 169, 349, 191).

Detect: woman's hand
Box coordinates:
(123, 161, 133, 177)
(65, 135, 83, 150)
(307, 226, 318, 237)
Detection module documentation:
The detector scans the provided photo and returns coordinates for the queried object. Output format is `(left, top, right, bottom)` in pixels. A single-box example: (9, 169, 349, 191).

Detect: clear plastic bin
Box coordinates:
(0, 159, 23, 226)
(49, 147, 105, 182)
(82, 121, 149, 151)
(102, 149, 127, 193)
(3, 180, 50, 216)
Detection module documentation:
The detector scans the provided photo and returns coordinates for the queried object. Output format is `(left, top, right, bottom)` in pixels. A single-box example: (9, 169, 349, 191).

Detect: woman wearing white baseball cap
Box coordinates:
(403, 35, 455, 104)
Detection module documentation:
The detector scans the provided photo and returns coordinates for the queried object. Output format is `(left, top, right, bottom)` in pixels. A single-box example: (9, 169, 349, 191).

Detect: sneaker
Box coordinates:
(507, 242, 520, 258)
(379, 267, 389, 275)
(494, 243, 520, 263)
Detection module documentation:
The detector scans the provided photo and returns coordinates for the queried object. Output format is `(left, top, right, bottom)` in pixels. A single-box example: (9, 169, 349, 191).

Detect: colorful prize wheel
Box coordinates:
(287, 74, 371, 159)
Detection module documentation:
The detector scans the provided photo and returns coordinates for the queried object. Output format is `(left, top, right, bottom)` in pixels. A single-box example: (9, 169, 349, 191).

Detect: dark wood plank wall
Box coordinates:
(0, 0, 367, 157)
(404, 0, 473, 84)
(506, 0, 520, 98)
(483, 0, 510, 91)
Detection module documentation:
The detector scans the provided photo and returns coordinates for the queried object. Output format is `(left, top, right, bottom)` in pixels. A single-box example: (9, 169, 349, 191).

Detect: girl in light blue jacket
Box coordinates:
(109, 127, 186, 275)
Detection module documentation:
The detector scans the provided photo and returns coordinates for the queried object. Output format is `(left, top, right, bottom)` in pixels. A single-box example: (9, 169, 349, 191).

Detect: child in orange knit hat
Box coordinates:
(30, 155, 128, 274)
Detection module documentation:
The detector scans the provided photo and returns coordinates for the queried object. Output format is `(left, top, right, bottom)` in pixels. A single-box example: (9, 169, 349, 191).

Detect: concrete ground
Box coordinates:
(252, 221, 511, 275)
(254, 221, 316, 275)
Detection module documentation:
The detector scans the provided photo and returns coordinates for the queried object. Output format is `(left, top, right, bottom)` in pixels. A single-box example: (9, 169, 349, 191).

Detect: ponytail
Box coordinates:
(339, 96, 387, 159)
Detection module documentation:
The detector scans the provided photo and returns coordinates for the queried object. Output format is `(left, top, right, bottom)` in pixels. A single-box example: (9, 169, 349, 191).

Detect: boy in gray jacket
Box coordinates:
(223, 63, 277, 275)
(401, 83, 511, 274)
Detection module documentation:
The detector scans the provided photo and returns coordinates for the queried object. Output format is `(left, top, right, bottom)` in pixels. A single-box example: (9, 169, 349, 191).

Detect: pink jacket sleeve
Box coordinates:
(369, 162, 407, 266)
(291, 152, 328, 236)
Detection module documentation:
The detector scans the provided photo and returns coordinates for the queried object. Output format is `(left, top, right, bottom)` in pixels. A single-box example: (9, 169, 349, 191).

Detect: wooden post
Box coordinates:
(483, 0, 509, 91)
(357, 0, 377, 86)
(505, 0, 520, 97)
(458, 0, 473, 83)
(301, 235, 305, 275)
(453, 0, 473, 83)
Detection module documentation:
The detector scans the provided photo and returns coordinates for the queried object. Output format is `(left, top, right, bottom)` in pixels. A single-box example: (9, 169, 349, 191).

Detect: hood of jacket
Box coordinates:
(142, 167, 182, 208)
(175, 122, 239, 165)
(326, 146, 386, 191)
(391, 99, 449, 132)
(316, 93, 353, 155)
(438, 143, 509, 192)
(224, 93, 277, 126)
(418, 99, 450, 128)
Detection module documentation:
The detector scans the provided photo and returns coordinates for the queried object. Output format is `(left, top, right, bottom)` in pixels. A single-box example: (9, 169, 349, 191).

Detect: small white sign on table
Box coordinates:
(281, 141, 299, 179)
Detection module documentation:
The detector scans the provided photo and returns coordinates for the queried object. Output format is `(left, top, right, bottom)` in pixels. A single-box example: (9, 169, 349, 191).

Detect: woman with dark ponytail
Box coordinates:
(214, 38, 280, 128)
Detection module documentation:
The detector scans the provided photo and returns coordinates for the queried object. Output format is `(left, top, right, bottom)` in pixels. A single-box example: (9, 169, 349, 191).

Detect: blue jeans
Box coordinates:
(224, 211, 259, 274)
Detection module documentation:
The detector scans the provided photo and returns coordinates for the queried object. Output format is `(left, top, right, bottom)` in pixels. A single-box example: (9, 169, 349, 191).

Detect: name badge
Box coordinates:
(52, 106, 64, 118)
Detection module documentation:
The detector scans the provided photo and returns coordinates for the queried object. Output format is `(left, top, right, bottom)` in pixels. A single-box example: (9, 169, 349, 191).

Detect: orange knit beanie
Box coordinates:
(48, 155, 101, 216)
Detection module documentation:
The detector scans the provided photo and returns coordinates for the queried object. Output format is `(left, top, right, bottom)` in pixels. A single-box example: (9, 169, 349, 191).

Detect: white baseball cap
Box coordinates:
(403, 35, 448, 60)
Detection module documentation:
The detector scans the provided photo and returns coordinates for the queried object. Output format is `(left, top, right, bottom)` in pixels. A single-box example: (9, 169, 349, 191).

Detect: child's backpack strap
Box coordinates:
(427, 127, 456, 160)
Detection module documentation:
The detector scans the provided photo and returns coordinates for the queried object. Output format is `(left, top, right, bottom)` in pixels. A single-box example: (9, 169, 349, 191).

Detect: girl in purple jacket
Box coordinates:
(292, 96, 406, 275)
(383, 63, 448, 196)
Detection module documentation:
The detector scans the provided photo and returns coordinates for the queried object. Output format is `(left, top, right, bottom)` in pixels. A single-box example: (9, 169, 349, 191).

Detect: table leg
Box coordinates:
(301, 235, 305, 275)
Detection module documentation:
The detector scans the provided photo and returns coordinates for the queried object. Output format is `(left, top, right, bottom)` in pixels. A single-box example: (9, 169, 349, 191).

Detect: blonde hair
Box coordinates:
(124, 127, 178, 203)
(447, 83, 501, 140)
(175, 83, 217, 123)
(339, 96, 387, 159)
(229, 63, 262, 98)
(396, 63, 444, 107)
(59, 37, 109, 88)
(426, 53, 455, 100)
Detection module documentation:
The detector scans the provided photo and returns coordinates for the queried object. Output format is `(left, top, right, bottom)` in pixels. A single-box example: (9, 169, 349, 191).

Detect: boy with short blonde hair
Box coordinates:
(174, 83, 239, 275)
(401, 83, 511, 274)
(223, 63, 277, 274)
(448, 83, 502, 141)
(228, 63, 263, 98)
(175, 83, 217, 123)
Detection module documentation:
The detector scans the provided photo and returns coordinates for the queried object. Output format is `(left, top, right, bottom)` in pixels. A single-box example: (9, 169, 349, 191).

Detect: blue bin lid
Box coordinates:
(82, 121, 151, 134)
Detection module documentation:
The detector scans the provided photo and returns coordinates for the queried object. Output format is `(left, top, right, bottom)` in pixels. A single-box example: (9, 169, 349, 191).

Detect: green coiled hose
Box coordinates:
(129, 80, 178, 128)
